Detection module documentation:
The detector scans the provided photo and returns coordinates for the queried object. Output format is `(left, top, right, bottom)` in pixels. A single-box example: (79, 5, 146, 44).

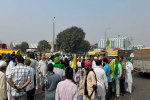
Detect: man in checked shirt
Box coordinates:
(7, 55, 31, 100)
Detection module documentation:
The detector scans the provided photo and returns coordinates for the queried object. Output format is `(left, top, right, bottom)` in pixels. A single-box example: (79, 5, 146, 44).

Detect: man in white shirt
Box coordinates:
(53, 57, 65, 80)
(94, 60, 108, 100)
(5, 54, 15, 100)
(77, 57, 82, 71)
(24, 59, 35, 100)
(38, 56, 47, 84)
(92, 57, 97, 69)
(125, 57, 134, 94)
(0, 58, 7, 100)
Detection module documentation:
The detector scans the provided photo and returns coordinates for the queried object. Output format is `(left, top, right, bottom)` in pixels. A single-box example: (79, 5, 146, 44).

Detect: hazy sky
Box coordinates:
(0, 0, 150, 46)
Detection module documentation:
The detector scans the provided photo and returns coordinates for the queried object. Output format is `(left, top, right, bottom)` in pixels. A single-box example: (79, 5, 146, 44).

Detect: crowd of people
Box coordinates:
(0, 52, 134, 100)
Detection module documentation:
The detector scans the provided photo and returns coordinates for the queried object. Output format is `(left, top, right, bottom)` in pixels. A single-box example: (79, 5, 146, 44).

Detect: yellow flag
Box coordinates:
(109, 59, 115, 79)
(72, 54, 76, 69)
(106, 36, 110, 50)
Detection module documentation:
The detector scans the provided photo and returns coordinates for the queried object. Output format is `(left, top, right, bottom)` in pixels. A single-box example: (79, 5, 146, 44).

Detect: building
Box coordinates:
(128, 45, 145, 50)
(10, 42, 38, 51)
(48, 42, 59, 52)
(90, 44, 98, 51)
(98, 36, 130, 50)
(0, 44, 6, 49)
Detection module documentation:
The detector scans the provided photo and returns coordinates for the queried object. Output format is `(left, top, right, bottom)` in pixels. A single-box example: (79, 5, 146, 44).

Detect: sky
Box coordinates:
(0, 0, 150, 46)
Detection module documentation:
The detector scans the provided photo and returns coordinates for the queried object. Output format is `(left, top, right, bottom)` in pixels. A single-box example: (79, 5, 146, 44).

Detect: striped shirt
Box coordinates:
(8, 63, 31, 97)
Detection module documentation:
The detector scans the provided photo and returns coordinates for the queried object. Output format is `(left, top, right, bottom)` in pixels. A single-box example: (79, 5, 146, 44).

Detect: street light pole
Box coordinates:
(53, 17, 55, 53)
(105, 28, 110, 51)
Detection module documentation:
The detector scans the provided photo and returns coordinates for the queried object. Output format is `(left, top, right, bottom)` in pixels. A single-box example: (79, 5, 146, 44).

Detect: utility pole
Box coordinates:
(53, 17, 55, 53)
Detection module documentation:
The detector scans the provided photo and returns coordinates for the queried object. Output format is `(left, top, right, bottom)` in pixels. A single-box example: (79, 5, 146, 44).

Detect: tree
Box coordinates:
(20, 42, 29, 53)
(37, 40, 51, 53)
(81, 40, 91, 54)
(56, 26, 86, 53)
(15, 44, 21, 50)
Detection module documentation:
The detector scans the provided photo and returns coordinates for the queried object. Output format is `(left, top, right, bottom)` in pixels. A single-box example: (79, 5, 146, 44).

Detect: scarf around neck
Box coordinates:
(53, 64, 65, 70)
(115, 61, 122, 75)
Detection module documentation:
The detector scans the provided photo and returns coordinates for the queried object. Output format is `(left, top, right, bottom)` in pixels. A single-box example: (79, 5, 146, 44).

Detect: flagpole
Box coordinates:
(105, 28, 111, 52)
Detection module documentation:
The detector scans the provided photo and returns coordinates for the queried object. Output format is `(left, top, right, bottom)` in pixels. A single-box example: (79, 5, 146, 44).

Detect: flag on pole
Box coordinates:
(109, 59, 115, 79)
(85, 55, 87, 60)
(72, 54, 76, 69)
(106, 36, 110, 50)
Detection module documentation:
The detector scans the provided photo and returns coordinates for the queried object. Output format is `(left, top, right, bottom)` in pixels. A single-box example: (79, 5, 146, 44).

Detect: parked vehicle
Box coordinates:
(133, 49, 150, 76)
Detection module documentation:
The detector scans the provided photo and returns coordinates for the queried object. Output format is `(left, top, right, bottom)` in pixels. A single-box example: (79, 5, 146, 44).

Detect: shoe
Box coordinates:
(121, 94, 125, 96)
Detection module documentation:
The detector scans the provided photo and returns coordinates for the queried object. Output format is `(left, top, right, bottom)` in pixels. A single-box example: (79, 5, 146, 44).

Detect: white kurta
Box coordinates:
(6, 61, 15, 100)
(94, 66, 108, 98)
(92, 60, 97, 69)
(38, 60, 47, 77)
(125, 61, 133, 93)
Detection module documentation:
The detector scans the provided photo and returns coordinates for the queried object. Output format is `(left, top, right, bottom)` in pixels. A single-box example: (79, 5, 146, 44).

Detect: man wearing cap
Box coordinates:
(24, 59, 35, 100)
(53, 57, 65, 80)
(92, 57, 97, 69)
(6, 54, 15, 100)
(0, 57, 7, 100)
(84, 60, 98, 100)
(125, 57, 133, 94)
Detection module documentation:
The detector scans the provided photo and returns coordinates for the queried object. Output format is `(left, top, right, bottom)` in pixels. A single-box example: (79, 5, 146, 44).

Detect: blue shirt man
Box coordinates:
(103, 58, 111, 82)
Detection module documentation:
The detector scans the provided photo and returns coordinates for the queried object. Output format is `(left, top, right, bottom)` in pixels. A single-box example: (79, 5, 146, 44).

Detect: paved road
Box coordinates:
(34, 72, 150, 100)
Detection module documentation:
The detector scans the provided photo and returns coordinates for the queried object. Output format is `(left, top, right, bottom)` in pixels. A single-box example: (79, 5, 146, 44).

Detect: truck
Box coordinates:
(133, 49, 150, 76)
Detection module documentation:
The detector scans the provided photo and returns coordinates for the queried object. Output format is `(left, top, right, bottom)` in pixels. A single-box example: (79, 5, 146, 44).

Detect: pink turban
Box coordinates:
(84, 60, 92, 67)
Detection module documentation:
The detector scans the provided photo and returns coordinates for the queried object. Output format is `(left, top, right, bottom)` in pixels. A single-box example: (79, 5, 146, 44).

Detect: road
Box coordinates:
(34, 72, 150, 100)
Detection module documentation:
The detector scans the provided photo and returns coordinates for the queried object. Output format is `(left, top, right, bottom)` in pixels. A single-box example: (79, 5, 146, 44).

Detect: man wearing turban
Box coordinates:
(125, 57, 133, 94)
(24, 59, 35, 100)
(53, 57, 65, 80)
(0, 57, 7, 100)
(84, 60, 98, 100)
(5, 54, 15, 100)
(38, 56, 47, 84)
(92, 57, 97, 69)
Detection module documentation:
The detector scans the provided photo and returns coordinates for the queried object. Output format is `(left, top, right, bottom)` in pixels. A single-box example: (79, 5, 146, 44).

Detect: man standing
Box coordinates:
(6, 54, 15, 100)
(38, 56, 47, 82)
(84, 60, 97, 100)
(92, 57, 97, 69)
(7, 55, 31, 100)
(103, 58, 111, 100)
(74, 60, 86, 100)
(77, 57, 82, 71)
(94, 60, 108, 100)
(120, 56, 126, 96)
(0, 59, 7, 100)
(125, 57, 133, 94)
(53, 57, 65, 80)
(55, 67, 78, 100)
(114, 56, 122, 98)
(101, 54, 106, 67)
(24, 59, 35, 100)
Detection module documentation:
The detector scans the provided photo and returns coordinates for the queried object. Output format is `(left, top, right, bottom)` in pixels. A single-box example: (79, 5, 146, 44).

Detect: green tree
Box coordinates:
(20, 42, 29, 53)
(81, 40, 91, 54)
(15, 44, 21, 50)
(56, 26, 86, 53)
(37, 40, 51, 53)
